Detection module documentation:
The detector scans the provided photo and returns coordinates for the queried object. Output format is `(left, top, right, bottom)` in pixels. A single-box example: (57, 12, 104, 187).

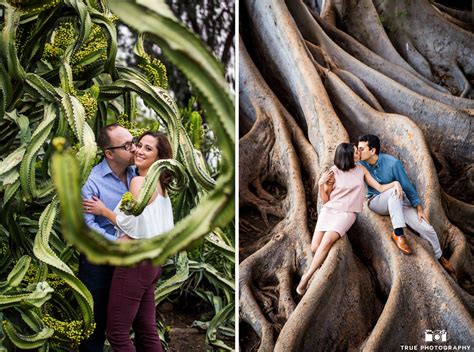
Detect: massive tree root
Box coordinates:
(371, 0, 474, 94)
(432, 2, 474, 28)
(239, 39, 313, 350)
(240, 0, 474, 350)
(288, 3, 474, 202)
(338, 0, 449, 91)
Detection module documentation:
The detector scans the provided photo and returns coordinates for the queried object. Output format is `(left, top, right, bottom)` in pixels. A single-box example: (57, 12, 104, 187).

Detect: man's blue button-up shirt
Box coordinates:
(359, 153, 421, 207)
(81, 159, 136, 241)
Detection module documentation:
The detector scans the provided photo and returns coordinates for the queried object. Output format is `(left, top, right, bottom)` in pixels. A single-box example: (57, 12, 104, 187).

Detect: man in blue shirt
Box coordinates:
(357, 134, 455, 276)
(79, 123, 136, 351)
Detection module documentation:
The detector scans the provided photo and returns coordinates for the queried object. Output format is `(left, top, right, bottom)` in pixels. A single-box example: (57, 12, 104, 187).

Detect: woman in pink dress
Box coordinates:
(296, 143, 402, 295)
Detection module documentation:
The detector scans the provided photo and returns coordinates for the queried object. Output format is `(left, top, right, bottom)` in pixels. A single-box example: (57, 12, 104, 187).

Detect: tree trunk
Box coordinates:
(239, 0, 474, 350)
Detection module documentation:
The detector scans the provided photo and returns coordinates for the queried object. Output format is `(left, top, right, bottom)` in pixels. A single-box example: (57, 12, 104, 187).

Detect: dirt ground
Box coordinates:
(160, 303, 207, 352)
(158, 300, 234, 351)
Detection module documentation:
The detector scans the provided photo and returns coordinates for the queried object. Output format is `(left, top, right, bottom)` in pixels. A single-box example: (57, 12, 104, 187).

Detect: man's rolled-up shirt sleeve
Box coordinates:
(393, 160, 421, 207)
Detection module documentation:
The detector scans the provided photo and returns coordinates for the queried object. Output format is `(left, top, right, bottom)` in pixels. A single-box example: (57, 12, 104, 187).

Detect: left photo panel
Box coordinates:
(0, 1, 235, 351)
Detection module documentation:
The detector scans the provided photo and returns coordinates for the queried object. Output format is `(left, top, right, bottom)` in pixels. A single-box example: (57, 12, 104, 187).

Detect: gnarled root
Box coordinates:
(442, 191, 474, 238)
(372, 0, 474, 81)
(288, 1, 474, 201)
(240, 0, 474, 349)
(275, 237, 381, 351)
(239, 37, 315, 351)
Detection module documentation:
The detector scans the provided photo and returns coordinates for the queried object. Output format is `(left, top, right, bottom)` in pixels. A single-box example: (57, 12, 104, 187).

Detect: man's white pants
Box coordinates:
(368, 188, 442, 259)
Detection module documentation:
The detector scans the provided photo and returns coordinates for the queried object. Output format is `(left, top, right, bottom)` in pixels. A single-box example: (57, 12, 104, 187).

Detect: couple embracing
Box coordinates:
(79, 123, 173, 351)
(297, 134, 455, 295)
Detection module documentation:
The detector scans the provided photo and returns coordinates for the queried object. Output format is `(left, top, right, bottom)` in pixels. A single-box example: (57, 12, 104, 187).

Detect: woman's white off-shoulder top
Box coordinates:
(114, 194, 174, 239)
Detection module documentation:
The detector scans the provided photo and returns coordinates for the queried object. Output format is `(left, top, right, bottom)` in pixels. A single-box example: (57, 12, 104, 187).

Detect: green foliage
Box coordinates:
(155, 226, 235, 349)
(136, 34, 169, 89)
(41, 14, 115, 76)
(78, 91, 98, 120)
(180, 96, 205, 149)
(117, 114, 160, 137)
(8, 0, 61, 14)
(23, 266, 69, 298)
(42, 22, 76, 60)
(119, 191, 135, 210)
(3, 319, 54, 350)
(42, 315, 94, 350)
(0, 0, 234, 350)
(190, 240, 235, 349)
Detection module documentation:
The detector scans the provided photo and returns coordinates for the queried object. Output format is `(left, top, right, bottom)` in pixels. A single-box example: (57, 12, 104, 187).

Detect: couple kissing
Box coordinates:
(297, 134, 455, 296)
(79, 123, 173, 351)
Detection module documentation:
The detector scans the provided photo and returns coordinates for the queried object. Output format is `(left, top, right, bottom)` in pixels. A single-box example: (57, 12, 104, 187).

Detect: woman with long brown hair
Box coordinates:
(84, 131, 173, 352)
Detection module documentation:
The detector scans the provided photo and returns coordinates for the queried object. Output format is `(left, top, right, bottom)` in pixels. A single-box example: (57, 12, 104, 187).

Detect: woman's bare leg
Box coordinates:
(311, 231, 325, 252)
(297, 231, 341, 295)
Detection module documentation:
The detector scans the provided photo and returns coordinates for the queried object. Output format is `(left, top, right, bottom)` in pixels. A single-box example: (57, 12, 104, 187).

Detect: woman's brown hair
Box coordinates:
(138, 131, 173, 191)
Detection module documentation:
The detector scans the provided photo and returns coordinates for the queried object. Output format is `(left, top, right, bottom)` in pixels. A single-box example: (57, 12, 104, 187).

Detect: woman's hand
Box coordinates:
(318, 170, 334, 204)
(363, 165, 403, 197)
(318, 170, 334, 186)
(117, 234, 133, 242)
(83, 196, 107, 216)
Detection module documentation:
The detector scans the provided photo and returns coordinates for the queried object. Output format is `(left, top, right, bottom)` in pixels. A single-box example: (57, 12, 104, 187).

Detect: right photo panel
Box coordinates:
(239, 0, 473, 351)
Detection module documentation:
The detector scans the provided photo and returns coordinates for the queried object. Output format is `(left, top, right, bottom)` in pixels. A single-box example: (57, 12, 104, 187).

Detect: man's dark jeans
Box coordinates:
(78, 254, 114, 352)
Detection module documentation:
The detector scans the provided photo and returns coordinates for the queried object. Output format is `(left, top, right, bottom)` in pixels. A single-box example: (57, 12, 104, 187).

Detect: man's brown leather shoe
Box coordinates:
(439, 256, 456, 278)
(391, 232, 412, 254)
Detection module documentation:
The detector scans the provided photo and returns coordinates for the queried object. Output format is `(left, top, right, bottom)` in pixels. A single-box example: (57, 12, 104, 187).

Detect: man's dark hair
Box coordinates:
(358, 134, 381, 155)
(97, 123, 121, 152)
(334, 143, 356, 171)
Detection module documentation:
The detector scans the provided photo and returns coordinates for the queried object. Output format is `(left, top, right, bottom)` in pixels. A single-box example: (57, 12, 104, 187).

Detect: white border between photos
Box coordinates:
(235, 0, 240, 349)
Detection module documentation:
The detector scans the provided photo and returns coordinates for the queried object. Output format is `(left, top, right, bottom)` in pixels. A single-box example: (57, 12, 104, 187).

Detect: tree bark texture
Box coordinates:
(239, 0, 474, 351)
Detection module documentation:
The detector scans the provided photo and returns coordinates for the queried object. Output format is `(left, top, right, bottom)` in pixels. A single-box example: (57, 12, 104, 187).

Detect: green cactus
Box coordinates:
(0, 0, 234, 349)
(180, 97, 205, 149)
(42, 315, 94, 349)
(78, 92, 98, 120)
(135, 33, 169, 89)
(8, 0, 61, 14)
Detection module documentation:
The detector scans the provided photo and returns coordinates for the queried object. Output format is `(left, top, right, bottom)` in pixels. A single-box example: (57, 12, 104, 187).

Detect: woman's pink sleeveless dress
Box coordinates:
(315, 165, 365, 236)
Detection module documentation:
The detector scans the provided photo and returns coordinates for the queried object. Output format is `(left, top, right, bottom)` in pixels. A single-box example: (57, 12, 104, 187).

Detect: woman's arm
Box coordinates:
(102, 207, 117, 225)
(319, 184, 331, 204)
(83, 197, 118, 225)
(361, 166, 403, 198)
(318, 170, 334, 204)
(103, 175, 146, 224)
(129, 176, 145, 200)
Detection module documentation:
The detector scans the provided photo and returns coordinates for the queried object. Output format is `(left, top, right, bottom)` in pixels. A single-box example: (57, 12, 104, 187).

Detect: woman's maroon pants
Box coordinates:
(106, 262, 163, 352)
